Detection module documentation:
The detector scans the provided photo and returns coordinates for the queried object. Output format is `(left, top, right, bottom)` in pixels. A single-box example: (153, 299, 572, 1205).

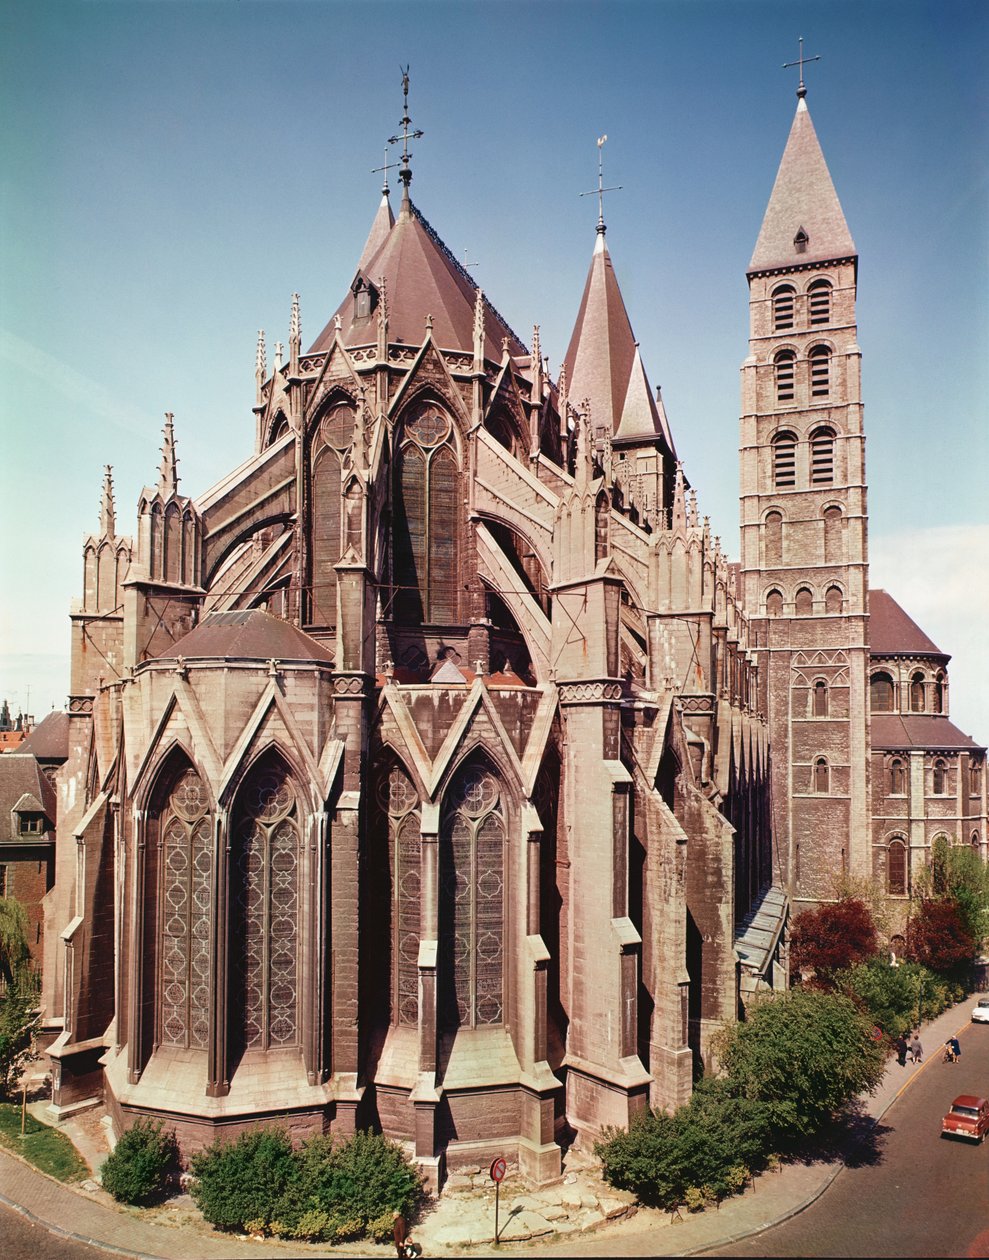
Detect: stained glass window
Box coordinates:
(378, 765, 421, 1027)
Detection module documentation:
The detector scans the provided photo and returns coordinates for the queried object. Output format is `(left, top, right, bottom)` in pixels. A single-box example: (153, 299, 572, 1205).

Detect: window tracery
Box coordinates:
(378, 764, 421, 1027)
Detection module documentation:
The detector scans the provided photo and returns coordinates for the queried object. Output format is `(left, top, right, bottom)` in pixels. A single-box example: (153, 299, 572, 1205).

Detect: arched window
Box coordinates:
(971, 761, 983, 797)
(795, 587, 813, 616)
(808, 279, 832, 325)
(932, 759, 947, 795)
(889, 758, 905, 795)
(887, 840, 907, 896)
(814, 757, 829, 793)
(973, 832, 982, 851)
(765, 511, 783, 565)
(910, 672, 926, 712)
(393, 404, 461, 624)
(772, 431, 797, 487)
(813, 679, 828, 717)
(933, 673, 945, 714)
(774, 351, 796, 404)
(825, 586, 842, 614)
(810, 427, 835, 483)
(766, 589, 783, 617)
(439, 762, 506, 1029)
(377, 763, 421, 1027)
(230, 756, 301, 1053)
(772, 284, 796, 331)
(823, 506, 842, 564)
(809, 345, 831, 397)
(870, 672, 894, 712)
(153, 764, 213, 1051)
(309, 401, 354, 626)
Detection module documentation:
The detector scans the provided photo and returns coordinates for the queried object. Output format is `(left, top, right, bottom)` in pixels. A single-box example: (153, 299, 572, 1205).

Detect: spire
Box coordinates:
(99, 465, 116, 539)
(357, 176, 395, 273)
(157, 413, 178, 498)
(749, 89, 856, 274)
(614, 344, 676, 456)
(388, 66, 423, 213)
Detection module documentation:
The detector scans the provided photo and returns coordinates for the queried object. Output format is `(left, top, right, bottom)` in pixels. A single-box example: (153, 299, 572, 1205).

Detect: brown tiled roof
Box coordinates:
(0, 754, 56, 840)
(563, 234, 637, 434)
(871, 714, 985, 753)
(153, 610, 334, 664)
(357, 190, 395, 273)
(310, 200, 525, 359)
(749, 97, 856, 274)
(0, 731, 28, 753)
(869, 589, 946, 658)
(19, 711, 70, 762)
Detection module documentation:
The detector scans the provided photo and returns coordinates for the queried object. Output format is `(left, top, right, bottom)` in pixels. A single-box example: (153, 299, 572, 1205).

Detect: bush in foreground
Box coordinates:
(101, 1118, 179, 1205)
(191, 1127, 297, 1232)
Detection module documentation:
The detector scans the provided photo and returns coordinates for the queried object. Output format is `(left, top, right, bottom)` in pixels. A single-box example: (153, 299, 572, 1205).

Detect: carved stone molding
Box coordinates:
(557, 681, 623, 705)
(332, 675, 367, 696)
(68, 695, 94, 714)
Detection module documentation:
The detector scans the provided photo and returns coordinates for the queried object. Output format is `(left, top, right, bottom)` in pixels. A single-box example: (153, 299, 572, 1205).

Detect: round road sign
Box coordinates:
(490, 1156, 507, 1183)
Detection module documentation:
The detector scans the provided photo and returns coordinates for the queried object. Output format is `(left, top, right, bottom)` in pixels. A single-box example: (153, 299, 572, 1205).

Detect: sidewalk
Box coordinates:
(0, 996, 979, 1259)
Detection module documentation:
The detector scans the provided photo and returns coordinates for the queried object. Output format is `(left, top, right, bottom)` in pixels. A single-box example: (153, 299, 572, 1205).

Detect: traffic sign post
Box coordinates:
(490, 1156, 507, 1244)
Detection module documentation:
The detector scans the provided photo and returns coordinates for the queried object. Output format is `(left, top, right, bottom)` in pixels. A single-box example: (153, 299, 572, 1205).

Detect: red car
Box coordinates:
(941, 1095, 989, 1143)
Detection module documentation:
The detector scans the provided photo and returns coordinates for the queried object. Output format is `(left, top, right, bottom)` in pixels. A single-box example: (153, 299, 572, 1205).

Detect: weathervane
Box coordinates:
(580, 134, 622, 235)
(783, 36, 821, 98)
(388, 66, 424, 192)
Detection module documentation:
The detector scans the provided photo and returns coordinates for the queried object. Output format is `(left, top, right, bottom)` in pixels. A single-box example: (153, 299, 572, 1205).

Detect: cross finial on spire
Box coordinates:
(783, 36, 821, 99)
(388, 66, 424, 203)
(372, 147, 398, 196)
(581, 135, 622, 236)
(158, 412, 178, 497)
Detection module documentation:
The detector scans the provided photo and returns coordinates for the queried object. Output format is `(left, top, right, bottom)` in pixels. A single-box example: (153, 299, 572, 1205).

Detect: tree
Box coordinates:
(916, 836, 989, 953)
(0, 898, 38, 1097)
(0, 898, 31, 986)
(715, 988, 887, 1137)
(905, 898, 974, 977)
(789, 898, 877, 984)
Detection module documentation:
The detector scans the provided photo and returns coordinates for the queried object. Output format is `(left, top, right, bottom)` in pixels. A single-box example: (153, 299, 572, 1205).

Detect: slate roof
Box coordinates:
(563, 232, 638, 434)
(614, 347, 676, 456)
(749, 96, 856, 274)
(871, 714, 985, 754)
(18, 711, 70, 762)
(0, 754, 56, 840)
(153, 610, 334, 664)
(310, 198, 525, 360)
(356, 189, 395, 274)
(869, 589, 946, 659)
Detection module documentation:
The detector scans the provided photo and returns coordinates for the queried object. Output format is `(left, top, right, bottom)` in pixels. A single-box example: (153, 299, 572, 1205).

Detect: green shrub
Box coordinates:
(190, 1127, 297, 1231)
(101, 1118, 178, 1205)
(0, 971, 39, 1097)
(836, 959, 952, 1040)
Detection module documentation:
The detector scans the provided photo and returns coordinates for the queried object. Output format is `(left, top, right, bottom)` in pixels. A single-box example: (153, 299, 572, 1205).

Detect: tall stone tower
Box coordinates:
(740, 82, 870, 908)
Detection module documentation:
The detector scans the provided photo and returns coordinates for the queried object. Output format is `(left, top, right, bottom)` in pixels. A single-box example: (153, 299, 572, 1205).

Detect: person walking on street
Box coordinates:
(909, 1033, 923, 1063)
(894, 1033, 908, 1066)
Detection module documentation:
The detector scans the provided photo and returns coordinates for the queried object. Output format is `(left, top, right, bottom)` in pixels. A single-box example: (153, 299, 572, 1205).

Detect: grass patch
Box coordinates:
(0, 1103, 89, 1182)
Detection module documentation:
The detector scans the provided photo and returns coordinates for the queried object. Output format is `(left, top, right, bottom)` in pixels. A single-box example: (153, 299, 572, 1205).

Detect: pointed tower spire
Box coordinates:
(99, 465, 116, 539)
(749, 85, 855, 274)
(158, 413, 178, 498)
(357, 158, 396, 272)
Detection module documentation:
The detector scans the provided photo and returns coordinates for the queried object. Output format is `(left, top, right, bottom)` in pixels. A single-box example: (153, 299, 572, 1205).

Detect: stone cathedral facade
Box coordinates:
(39, 84, 985, 1186)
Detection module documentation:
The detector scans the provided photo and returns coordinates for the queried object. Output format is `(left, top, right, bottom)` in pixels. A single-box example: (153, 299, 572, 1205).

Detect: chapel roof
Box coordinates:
(871, 714, 984, 754)
(18, 711, 70, 762)
(153, 610, 334, 665)
(749, 94, 856, 274)
(310, 197, 526, 360)
(869, 590, 946, 659)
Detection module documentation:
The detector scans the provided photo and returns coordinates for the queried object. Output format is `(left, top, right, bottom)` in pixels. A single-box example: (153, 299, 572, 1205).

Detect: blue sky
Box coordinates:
(1, 0, 987, 740)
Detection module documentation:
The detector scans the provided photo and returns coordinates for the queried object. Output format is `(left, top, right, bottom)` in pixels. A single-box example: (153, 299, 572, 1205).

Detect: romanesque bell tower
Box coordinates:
(740, 77, 870, 908)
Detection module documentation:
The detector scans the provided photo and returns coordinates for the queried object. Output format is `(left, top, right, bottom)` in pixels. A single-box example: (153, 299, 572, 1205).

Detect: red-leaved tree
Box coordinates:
(790, 898, 878, 984)
(905, 898, 974, 975)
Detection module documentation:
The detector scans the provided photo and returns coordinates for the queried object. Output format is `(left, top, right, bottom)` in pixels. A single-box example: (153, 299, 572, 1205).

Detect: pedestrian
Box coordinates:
(393, 1211, 408, 1258)
(894, 1033, 908, 1066)
(946, 1036, 961, 1062)
(909, 1033, 923, 1063)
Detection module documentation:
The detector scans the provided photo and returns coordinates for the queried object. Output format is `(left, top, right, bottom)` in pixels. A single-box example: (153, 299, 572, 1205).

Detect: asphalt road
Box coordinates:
(703, 1022, 989, 1258)
(0, 1203, 107, 1260)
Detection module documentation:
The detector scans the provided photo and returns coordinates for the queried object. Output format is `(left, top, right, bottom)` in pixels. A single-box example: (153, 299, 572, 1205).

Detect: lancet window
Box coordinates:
(309, 401, 356, 626)
(230, 757, 301, 1052)
(378, 764, 422, 1027)
(887, 840, 907, 896)
(393, 403, 461, 624)
(889, 758, 906, 795)
(156, 766, 213, 1051)
(439, 763, 506, 1029)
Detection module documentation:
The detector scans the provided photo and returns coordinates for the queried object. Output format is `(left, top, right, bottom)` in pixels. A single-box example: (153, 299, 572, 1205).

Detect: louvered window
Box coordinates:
(393, 407, 460, 624)
(379, 765, 421, 1027)
(772, 432, 796, 487)
(772, 285, 796, 331)
(887, 841, 907, 895)
(810, 345, 831, 397)
(230, 760, 300, 1052)
(808, 279, 832, 325)
(774, 350, 796, 403)
(158, 768, 213, 1051)
(811, 428, 835, 483)
(439, 765, 505, 1029)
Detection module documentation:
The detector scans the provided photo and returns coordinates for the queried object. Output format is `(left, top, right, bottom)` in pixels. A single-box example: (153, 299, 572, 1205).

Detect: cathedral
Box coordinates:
(36, 77, 985, 1188)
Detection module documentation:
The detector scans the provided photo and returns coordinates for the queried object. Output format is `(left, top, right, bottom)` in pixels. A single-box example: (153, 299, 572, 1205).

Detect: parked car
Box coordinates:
(941, 1095, 989, 1143)
(972, 997, 989, 1024)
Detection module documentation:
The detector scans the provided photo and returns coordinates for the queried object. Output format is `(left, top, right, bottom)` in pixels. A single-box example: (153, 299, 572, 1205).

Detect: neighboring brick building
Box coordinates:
(38, 78, 982, 1182)
(0, 753, 56, 969)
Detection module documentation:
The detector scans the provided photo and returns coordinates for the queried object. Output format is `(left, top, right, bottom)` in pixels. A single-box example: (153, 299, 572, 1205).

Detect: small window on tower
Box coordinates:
(766, 589, 783, 617)
(765, 511, 783, 565)
(795, 587, 813, 616)
(933, 759, 947, 795)
(910, 672, 926, 712)
(772, 430, 797, 486)
(808, 279, 832, 325)
(772, 284, 796, 331)
(825, 585, 842, 614)
(809, 345, 831, 397)
(774, 351, 796, 404)
(810, 427, 835, 483)
(793, 227, 809, 253)
(814, 757, 830, 793)
(813, 679, 828, 717)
